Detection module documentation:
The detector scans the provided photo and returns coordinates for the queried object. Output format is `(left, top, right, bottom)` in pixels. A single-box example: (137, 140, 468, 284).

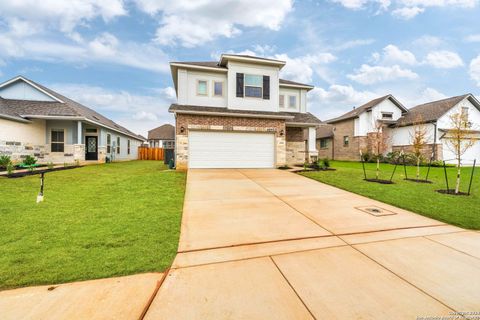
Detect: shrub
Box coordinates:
(47, 162, 54, 169)
(0, 155, 11, 167)
(75, 159, 80, 167)
(23, 155, 37, 166)
(321, 158, 330, 168)
(6, 162, 14, 175)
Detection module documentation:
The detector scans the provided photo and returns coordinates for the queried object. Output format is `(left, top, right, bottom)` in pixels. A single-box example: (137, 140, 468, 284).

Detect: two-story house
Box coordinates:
(321, 95, 407, 161)
(168, 54, 321, 169)
(318, 94, 480, 164)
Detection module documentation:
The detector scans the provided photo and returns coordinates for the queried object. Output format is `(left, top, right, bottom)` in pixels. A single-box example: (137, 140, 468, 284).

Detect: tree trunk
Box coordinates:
(416, 157, 420, 180)
(455, 157, 461, 194)
(376, 158, 380, 180)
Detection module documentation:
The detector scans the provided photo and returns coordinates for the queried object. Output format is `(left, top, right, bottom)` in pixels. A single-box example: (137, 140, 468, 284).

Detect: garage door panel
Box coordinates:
(189, 131, 275, 168)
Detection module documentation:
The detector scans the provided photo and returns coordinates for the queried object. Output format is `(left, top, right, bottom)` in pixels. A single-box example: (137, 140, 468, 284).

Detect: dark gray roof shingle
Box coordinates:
(396, 94, 470, 126)
(169, 104, 321, 125)
(148, 124, 175, 140)
(316, 124, 334, 139)
(326, 95, 391, 123)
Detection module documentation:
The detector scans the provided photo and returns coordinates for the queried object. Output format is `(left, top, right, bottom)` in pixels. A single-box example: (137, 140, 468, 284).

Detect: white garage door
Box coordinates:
(189, 131, 275, 168)
(443, 139, 480, 165)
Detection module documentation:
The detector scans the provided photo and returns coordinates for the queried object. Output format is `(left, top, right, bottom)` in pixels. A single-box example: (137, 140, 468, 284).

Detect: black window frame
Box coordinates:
(51, 129, 65, 153)
(117, 137, 120, 154)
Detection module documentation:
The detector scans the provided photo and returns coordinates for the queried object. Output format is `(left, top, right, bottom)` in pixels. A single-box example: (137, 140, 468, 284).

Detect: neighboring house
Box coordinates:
(0, 76, 144, 164)
(324, 95, 408, 161)
(321, 94, 480, 164)
(168, 54, 321, 169)
(392, 94, 480, 164)
(147, 124, 175, 149)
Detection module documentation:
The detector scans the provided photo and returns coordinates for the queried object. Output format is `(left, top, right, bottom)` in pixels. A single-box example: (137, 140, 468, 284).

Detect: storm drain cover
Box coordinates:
(355, 206, 397, 217)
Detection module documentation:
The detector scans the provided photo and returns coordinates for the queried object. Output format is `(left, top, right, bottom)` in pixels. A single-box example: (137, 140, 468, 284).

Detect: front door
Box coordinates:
(85, 136, 98, 160)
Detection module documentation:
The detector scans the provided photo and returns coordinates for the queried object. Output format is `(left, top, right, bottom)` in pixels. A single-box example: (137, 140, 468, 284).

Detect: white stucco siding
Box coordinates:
(391, 123, 436, 146)
(354, 99, 404, 136)
(0, 81, 56, 101)
(0, 118, 46, 144)
(227, 61, 279, 112)
(100, 128, 141, 161)
(177, 69, 228, 107)
(279, 88, 302, 112)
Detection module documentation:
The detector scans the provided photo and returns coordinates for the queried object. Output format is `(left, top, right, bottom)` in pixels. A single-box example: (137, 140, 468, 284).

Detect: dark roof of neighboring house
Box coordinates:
(0, 77, 143, 140)
(326, 95, 407, 124)
(169, 104, 322, 125)
(316, 124, 334, 139)
(396, 94, 472, 127)
(148, 124, 175, 140)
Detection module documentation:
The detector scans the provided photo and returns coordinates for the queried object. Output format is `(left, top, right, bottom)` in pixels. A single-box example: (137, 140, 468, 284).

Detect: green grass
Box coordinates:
(0, 161, 186, 290)
(300, 161, 480, 230)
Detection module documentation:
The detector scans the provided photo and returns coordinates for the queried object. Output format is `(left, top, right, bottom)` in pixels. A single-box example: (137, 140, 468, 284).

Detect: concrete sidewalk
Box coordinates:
(145, 169, 480, 319)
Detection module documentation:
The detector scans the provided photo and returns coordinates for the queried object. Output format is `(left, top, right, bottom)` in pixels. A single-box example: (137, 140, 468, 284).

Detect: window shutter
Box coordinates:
(236, 73, 244, 97)
(263, 76, 270, 100)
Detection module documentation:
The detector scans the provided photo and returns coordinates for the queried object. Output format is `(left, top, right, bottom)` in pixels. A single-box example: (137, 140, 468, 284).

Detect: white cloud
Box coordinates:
(347, 64, 418, 84)
(392, 6, 424, 18)
(134, 0, 293, 47)
(0, 0, 126, 34)
(465, 34, 480, 42)
(412, 35, 444, 48)
(50, 83, 177, 136)
(332, 38, 375, 51)
(331, 0, 369, 9)
(274, 53, 337, 84)
(424, 50, 464, 68)
(470, 55, 480, 87)
(399, 0, 477, 8)
(381, 44, 417, 65)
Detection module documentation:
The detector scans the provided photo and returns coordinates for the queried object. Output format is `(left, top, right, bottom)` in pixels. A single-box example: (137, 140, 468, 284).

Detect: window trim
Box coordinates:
(381, 112, 393, 119)
(196, 79, 208, 96)
(50, 128, 65, 153)
(343, 136, 349, 147)
(244, 74, 263, 99)
(116, 137, 120, 154)
(213, 81, 224, 97)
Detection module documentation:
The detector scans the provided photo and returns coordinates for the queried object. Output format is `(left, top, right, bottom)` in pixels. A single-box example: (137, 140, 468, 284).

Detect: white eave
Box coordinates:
(219, 54, 286, 69)
(280, 83, 314, 91)
(169, 63, 227, 73)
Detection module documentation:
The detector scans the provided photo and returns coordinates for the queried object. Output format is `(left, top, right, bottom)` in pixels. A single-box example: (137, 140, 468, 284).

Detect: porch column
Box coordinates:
(77, 121, 82, 144)
(307, 126, 318, 161)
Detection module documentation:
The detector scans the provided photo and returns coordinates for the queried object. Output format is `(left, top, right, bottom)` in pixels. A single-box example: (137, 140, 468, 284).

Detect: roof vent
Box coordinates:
(92, 115, 99, 120)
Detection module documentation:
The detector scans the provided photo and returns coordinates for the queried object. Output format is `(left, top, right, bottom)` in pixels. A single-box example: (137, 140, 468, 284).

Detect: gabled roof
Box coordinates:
(0, 76, 143, 141)
(326, 95, 407, 124)
(316, 124, 334, 139)
(148, 124, 175, 140)
(169, 104, 321, 125)
(396, 94, 478, 127)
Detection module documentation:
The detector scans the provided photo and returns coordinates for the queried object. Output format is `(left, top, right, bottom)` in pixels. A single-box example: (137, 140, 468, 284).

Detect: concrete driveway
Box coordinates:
(145, 169, 480, 319)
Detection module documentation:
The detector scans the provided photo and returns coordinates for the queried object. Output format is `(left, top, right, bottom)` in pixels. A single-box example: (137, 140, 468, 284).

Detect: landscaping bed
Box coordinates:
(300, 161, 480, 229)
(5, 165, 82, 178)
(0, 160, 186, 290)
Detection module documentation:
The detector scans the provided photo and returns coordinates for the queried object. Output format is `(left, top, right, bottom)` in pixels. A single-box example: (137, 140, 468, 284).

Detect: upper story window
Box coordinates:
(51, 129, 65, 152)
(106, 134, 111, 153)
(462, 107, 469, 119)
(213, 81, 223, 97)
(381, 112, 393, 119)
(197, 80, 208, 96)
(279, 95, 285, 108)
(343, 136, 349, 147)
(289, 95, 296, 108)
(117, 137, 120, 154)
(244, 74, 263, 98)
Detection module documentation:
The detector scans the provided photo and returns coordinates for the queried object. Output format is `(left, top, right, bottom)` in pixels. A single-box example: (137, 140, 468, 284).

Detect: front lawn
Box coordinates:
(0, 161, 186, 290)
(300, 161, 480, 230)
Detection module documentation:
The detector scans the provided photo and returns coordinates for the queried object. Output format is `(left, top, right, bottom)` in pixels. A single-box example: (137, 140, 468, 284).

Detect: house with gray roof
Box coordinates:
(148, 124, 175, 149)
(320, 93, 480, 163)
(169, 54, 321, 169)
(0, 76, 145, 164)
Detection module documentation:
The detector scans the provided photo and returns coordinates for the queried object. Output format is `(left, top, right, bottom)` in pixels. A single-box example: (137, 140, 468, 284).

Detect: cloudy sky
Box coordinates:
(0, 0, 479, 135)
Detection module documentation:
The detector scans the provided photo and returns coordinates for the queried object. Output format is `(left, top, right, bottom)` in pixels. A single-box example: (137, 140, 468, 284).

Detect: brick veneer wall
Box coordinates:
(392, 144, 443, 160)
(316, 138, 334, 159)
(330, 120, 363, 161)
(175, 114, 287, 170)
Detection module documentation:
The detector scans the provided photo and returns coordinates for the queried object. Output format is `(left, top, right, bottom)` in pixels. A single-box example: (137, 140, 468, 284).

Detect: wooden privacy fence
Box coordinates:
(138, 147, 164, 160)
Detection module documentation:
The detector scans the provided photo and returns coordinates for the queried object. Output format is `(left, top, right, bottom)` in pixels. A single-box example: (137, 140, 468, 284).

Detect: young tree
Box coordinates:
(409, 114, 429, 180)
(368, 122, 390, 180)
(443, 110, 476, 194)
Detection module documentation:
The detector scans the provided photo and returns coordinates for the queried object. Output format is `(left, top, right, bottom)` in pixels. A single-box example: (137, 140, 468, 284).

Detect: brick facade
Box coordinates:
(175, 114, 295, 170)
(316, 137, 334, 159)
(330, 120, 362, 161)
(392, 144, 443, 160)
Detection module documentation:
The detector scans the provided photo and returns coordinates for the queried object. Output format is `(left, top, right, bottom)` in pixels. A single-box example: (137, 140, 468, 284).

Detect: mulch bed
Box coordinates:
(4, 166, 82, 178)
(364, 178, 395, 184)
(436, 189, 469, 196)
(404, 178, 433, 184)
